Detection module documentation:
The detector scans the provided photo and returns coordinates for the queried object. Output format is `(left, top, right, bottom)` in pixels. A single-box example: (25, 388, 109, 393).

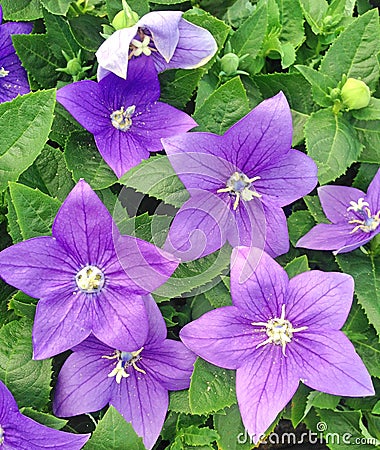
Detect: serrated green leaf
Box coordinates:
(0, 319, 52, 409)
(336, 251, 380, 336)
(1, 0, 42, 20)
(8, 182, 61, 240)
(276, 0, 305, 48)
(223, 0, 254, 28)
(64, 131, 117, 190)
(50, 102, 82, 148)
(303, 195, 330, 223)
(214, 404, 252, 450)
(20, 407, 67, 430)
(68, 15, 105, 52)
(295, 65, 335, 107)
(343, 299, 370, 336)
(0, 280, 17, 327)
(40, 0, 72, 15)
(306, 391, 341, 412)
(106, 0, 149, 21)
(299, 0, 328, 34)
(352, 98, 380, 121)
(0, 90, 56, 191)
(84, 406, 145, 450)
(291, 110, 309, 146)
(8, 291, 37, 320)
(150, 0, 187, 3)
(284, 255, 310, 278)
(305, 108, 362, 184)
(169, 390, 192, 415)
(373, 400, 380, 415)
(159, 68, 204, 110)
(182, 425, 219, 447)
(290, 383, 311, 428)
(43, 10, 80, 60)
(353, 163, 379, 191)
(5, 190, 23, 244)
(120, 155, 188, 208)
(287, 210, 315, 247)
(319, 10, 380, 89)
(348, 326, 380, 378)
(354, 119, 380, 163)
(193, 77, 250, 134)
(203, 279, 232, 308)
(189, 358, 236, 415)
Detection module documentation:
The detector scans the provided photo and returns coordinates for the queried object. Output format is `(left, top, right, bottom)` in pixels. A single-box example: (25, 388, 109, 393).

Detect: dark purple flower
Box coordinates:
(0, 180, 179, 360)
(180, 247, 374, 442)
(0, 5, 32, 103)
(57, 56, 196, 178)
(162, 92, 318, 261)
(96, 10, 217, 80)
(0, 379, 89, 449)
(53, 295, 196, 450)
(297, 168, 380, 254)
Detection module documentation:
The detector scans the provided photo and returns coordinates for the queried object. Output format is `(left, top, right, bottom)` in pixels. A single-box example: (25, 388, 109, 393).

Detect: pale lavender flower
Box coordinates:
(162, 92, 318, 261)
(57, 56, 196, 178)
(0, 379, 89, 449)
(0, 180, 178, 360)
(297, 168, 380, 254)
(53, 295, 196, 450)
(180, 247, 374, 442)
(0, 5, 32, 103)
(96, 10, 217, 80)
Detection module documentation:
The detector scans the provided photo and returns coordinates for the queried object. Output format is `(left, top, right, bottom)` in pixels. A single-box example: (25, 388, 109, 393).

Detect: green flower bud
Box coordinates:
(111, 1, 139, 30)
(341, 78, 371, 110)
(220, 53, 240, 76)
(66, 58, 82, 76)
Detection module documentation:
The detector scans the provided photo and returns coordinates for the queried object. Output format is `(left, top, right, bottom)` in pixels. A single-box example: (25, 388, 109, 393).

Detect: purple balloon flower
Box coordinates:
(297, 168, 380, 254)
(96, 10, 217, 80)
(180, 247, 374, 442)
(162, 92, 318, 261)
(0, 379, 89, 449)
(56, 56, 196, 178)
(0, 5, 32, 103)
(0, 180, 179, 360)
(53, 295, 196, 450)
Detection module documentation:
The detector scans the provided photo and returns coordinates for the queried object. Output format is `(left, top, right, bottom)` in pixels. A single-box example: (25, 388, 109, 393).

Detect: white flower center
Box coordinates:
(0, 425, 4, 444)
(103, 348, 146, 384)
(75, 265, 105, 293)
(347, 197, 380, 234)
(252, 305, 308, 356)
(0, 67, 9, 78)
(110, 105, 135, 132)
(217, 171, 262, 210)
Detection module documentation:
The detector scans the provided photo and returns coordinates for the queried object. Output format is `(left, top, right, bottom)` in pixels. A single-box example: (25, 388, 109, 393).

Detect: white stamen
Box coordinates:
(0, 67, 9, 78)
(217, 172, 261, 210)
(105, 348, 146, 384)
(347, 197, 380, 234)
(75, 265, 105, 293)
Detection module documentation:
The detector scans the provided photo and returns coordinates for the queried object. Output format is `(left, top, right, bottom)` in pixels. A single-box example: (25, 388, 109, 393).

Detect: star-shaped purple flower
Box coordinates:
(96, 10, 217, 80)
(57, 56, 196, 178)
(0, 5, 32, 103)
(297, 168, 380, 254)
(180, 247, 374, 442)
(53, 295, 196, 450)
(162, 92, 318, 261)
(0, 180, 179, 360)
(0, 379, 89, 449)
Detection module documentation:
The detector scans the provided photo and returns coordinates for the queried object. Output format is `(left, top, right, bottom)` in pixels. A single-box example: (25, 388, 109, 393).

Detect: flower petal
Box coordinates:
(236, 347, 300, 443)
(144, 294, 167, 347)
(366, 168, 380, 213)
(230, 247, 289, 321)
(0, 236, 76, 298)
(180, 306, 262, 370)
(91, 288, 149, 351)
(143, 340, 195, 391)
(262, 202, 290, 257)
(56, 80, 110, 135)
(53, 349, 113, 417)
(318, 185, 365, 223)
(2, 22, 33, 36)
(224, 92, 293, 175)
(52, 180, 119, 267)
(286, 270, 354, 329)
(257, 150, 318, 207)
(164, 190, 231, 261)
(0, 381, 18, 423)
(112, 371, 168, 450)
(291, 330, 374, 396)
(96, 26, 138, 80)
(138, 11, 182, 62)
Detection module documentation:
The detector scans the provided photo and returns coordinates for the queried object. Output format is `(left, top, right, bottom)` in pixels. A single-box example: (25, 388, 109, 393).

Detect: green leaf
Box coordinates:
(276, 0, 305, 48)
(353, 163, 379, 191)
(1, 0, 42, 20)
(372, 400, 380, 415)
(5, 190, 23, 244)
(284, 255, 310, 278)
(354, 119, 380, 163)
(8, 291, 37, 320)
(295, 65, 335, 107)
(0, 319, 52, 409)
(203, 279, 232, 308)
(40, 0, 72, 15)
(182, 426, 219, 447)
(306, 391, 340, 411)
(214, 404, 252, 450)
(154, 245, 231, 299)
(287, 210, 315, 247)
(348, 326, 380, 378)
(305, 108, 363, 184)
(193, 77, 250, 134)
(0, 281, 17, 327)
(319, 10, 380, 89)
(189, 358, 236, 415)
(83, 406, 145, 450)
(20, 408, 67, 430)
(120, 155, 188, 208)
(0, 89, 56, 192)
(343, 299, 370, 335)
(230, 3, 268, 71)
(159, 68, 204, 110)
(298, 0, 328, 34)
(8, 182, 61, 240)
(336, 251, 380, 336)
(169, 390, 192, 415)
(150, 0, 187, 3)
(223, 0, 254, 28)
(352, 98, 380, 121)
(50, 103, 82, 148)
(64, 131, 117, 190)
(303, 195, 329, 223)
(68, 15, 105, 52)
(290, 383, 311, 428)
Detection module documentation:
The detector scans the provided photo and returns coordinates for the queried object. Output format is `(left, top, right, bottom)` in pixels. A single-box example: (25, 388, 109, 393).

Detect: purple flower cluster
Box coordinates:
(0, 5, 377, 449)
